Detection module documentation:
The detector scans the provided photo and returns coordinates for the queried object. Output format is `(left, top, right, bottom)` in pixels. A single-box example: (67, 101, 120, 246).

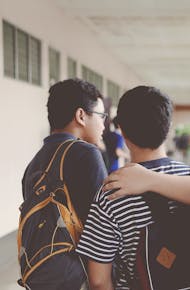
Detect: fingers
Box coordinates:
(107, 189, 126, 200)
(103, 174, 118, 185)
(103, 163, 137, 185)
(103, 181, 119, 192)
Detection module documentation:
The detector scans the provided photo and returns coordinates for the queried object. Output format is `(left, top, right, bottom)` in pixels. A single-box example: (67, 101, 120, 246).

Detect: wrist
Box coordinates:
(147, 170, 162, 193)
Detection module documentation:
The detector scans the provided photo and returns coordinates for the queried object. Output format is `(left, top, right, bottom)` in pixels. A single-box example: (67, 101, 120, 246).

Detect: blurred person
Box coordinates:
(174, 133, 190, 162)
(104, 116, 129, 173)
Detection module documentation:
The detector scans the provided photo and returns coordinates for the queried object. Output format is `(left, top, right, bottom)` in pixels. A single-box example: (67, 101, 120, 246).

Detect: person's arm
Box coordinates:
(103, 163, 190, 204)
(68, 143, 107, 223)
(88, 260, 114, 290)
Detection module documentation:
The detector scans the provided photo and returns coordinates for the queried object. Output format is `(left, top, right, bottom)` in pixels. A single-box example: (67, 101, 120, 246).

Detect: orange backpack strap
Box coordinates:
(18, 139, 86, 288)
(34, 138, 84, 244)
(33, 139, 74, 189)
(58, 140, 84, 244)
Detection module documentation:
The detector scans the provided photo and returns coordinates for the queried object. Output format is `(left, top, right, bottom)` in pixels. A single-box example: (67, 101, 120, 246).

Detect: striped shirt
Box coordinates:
(76, 157, 190, 289)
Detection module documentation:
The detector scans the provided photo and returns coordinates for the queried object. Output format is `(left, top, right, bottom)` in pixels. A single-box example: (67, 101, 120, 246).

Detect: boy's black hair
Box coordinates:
(117, 86, 173, 149)
(47, 78, 103, 130)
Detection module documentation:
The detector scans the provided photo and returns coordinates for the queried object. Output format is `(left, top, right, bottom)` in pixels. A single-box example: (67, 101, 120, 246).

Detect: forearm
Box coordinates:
(88, 260, 114, 290)
(149, 171, 190, 204)
(103, 163, 190, 204)
(89, 281, 114, 290)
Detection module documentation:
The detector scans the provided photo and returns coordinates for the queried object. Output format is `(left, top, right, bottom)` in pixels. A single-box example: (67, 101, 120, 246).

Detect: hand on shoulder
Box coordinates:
(103, 163, 154, 200)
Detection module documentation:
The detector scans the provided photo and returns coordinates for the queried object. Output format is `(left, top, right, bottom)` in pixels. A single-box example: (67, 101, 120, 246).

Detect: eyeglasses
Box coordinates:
(87, 111, 108, 122)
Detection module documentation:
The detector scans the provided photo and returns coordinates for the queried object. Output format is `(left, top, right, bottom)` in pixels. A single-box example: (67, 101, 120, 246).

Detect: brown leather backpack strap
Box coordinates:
(133, 228, 152, 290)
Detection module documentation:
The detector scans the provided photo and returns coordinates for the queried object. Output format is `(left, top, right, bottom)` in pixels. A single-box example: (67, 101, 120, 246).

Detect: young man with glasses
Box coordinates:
(21, 78, 108, 289)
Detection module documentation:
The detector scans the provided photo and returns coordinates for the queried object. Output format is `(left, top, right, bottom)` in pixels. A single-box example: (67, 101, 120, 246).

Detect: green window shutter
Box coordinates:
(3, 21, 15, 78)
(107, 80, 120, 106)
(17, 29, 29, 81)
(30, 37, 41, 85)
(94, 73, 103, 93)
(67, 57, 77, 78)
(82, 65, 103, 93)
(49, 47, 60, 85)
(3, 20, 42, 86)
(82, 65, 87, 81)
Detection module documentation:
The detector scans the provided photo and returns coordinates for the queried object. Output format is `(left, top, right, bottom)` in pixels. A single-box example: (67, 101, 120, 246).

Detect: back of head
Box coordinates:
(47, 78, 103, 130)
(117, 86, 173, 149)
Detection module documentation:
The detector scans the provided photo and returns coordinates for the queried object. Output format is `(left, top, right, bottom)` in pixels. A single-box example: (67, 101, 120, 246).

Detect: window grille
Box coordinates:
(49, 47, 60, 85)
(107, 80, 120, 106)
(82, 65, 103, 93)
(3, 20, 41, 86)
(67, 57, 77, 78)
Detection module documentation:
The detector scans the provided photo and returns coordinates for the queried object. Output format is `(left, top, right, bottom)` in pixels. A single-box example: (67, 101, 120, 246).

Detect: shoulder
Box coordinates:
(70, 140, 104, 160)
(164, 159, 190, 175)
(65, 140, 107, 177)
(72, 140, 100, 152)
(170, 159, 190, 168)
(94, 187, 145, 217)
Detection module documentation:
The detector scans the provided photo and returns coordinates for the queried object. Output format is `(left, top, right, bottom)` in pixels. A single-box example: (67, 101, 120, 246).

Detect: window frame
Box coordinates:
(67, 57, 77, 78)
(3, 20, 41, 86)
(81, 65, 103, 93)
(49, 46, 60, 85)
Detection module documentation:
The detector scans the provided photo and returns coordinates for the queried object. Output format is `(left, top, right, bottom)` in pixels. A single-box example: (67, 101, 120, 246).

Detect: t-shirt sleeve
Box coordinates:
(64, 143, 108, 224)
(81, 145, 108, 196)
(76, 190, 121, 263)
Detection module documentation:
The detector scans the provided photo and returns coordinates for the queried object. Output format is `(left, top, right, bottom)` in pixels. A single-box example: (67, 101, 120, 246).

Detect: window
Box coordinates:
(3, 20, 41, 85)
(67, 57, 77, 78)
(17, 29, 29, 81)
(107, 80, 120, 106)
(49, 47, 60, 85)
(3, 22, 15, 78)
(30, 37, 41, 85)
(82, 65, 103, 93)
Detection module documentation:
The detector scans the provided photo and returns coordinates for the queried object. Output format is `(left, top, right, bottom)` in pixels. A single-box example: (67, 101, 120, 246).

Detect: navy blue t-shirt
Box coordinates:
(22, 133, 108, 224)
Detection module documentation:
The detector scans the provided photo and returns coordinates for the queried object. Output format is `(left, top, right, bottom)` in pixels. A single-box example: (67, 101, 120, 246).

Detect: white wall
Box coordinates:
(0, 79, 49, 237)
(0, 0, 141, 237)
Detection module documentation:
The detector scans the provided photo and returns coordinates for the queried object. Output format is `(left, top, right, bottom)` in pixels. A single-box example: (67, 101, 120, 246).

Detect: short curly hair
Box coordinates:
(117, 86, 173, 149)
(47, 78, 103, 130)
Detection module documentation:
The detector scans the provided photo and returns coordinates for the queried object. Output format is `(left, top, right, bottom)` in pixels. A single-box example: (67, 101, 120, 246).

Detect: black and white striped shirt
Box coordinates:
(76, 158, 190, 289)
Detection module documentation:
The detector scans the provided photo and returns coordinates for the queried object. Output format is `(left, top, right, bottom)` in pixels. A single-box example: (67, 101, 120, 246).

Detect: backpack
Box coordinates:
(17, 139, 89, 290)
(133, 192, 190, 290)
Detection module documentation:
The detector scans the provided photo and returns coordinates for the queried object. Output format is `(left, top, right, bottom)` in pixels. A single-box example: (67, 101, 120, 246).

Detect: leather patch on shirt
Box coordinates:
(156, 247, 176, 269)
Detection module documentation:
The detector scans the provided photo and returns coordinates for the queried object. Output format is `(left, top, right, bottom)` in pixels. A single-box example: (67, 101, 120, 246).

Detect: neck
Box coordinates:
(51, 126, 81, 139)
(129, 144, 167, 163)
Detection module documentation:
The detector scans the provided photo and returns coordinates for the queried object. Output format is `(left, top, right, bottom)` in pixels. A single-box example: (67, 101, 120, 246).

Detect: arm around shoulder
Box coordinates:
(103, 163, 190, 204)
(88, 259, 114, 290)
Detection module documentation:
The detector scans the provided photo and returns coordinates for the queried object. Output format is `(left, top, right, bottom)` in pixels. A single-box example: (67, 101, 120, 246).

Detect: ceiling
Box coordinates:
(57, 0, 190, 105)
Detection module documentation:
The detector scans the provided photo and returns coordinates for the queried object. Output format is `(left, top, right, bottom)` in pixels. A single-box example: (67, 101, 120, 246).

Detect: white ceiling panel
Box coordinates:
(57, 0, 190, 104)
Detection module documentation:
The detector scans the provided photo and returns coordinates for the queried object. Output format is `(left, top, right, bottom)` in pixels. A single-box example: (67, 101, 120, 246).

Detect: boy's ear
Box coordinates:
(75, 108, 86, 126)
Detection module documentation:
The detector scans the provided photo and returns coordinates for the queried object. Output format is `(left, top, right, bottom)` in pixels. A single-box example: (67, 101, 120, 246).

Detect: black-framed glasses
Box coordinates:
(87, 110, 108, 122)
